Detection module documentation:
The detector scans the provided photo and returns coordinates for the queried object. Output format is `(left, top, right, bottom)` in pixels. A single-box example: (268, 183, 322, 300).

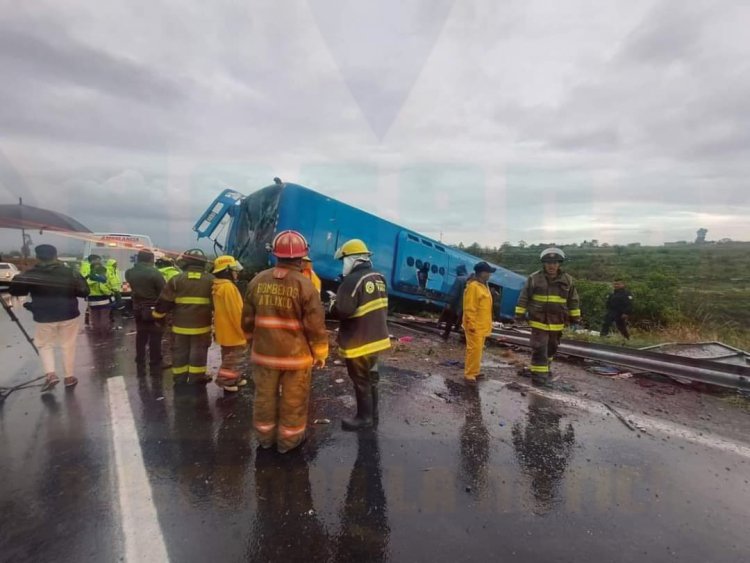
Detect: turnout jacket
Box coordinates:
(332, 262, 390, 359)
(515, 269, 581, 331)
(154, 265, 214, 335)
(606, 288, 633, 315)
(243, 264, 328, 370)
(213, 278, 246, 347)
(10, 262, 89, 323)
(463, 277, 493, 336)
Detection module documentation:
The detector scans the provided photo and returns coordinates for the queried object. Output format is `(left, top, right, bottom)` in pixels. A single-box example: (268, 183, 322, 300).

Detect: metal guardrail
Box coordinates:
(387, 317, 750, 392)
(492, 328, 750, 392)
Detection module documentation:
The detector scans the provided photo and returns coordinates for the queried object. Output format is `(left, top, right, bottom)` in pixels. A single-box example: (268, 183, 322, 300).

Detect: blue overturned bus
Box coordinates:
(193, 180, 526, 319)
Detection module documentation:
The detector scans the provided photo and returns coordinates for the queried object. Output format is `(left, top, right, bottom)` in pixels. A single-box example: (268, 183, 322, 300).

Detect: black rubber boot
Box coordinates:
(342, 380, 374, 431)
(370, 370, 380, 423)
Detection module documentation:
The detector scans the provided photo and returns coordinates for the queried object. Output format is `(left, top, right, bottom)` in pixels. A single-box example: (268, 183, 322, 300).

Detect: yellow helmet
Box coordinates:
(212, 255, 243, 273)
(334, 239, 372, 260)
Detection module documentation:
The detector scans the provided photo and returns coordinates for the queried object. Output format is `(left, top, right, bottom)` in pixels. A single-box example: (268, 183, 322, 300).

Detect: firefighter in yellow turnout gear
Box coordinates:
(331, 239, 391, 430)
(515, 248, 581, 386)
(463, 262, 496, 383)
(154, 249, 214, 385)
(212, 255, 248, 393)
(243, 231, 328, 453)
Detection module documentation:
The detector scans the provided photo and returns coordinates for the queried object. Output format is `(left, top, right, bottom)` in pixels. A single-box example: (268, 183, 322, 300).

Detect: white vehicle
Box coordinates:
(81, 233, 154, 301)
(0, 262, 20, 289)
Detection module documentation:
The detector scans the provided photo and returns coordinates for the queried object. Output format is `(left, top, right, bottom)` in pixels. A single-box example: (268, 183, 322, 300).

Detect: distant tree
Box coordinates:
(457, 242, 465, 249)
(695, 228, 708, 244)
(518, 240, 527, 248)
(501, 241, 512, 249)
(591, 239, 599, 247)
(467, 242, 482, 254)
(601, 242, 610, 248)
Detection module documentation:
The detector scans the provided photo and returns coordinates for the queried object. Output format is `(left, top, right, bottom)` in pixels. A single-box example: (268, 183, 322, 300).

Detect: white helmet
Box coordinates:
(540, 247, 566, 263)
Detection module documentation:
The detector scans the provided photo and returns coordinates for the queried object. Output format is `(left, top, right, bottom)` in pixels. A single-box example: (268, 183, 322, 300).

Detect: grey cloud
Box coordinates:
(0, 25, 186, 106)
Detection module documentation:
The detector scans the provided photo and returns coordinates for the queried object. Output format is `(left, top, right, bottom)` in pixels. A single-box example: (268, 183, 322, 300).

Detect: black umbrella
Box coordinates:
(0, 202, 91, 233)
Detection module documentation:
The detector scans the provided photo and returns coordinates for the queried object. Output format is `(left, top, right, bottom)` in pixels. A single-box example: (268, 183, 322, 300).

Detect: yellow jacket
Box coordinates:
(462, 278, 493, 336)
(212, 279, 247, 347)
(302, 266, 322, 293)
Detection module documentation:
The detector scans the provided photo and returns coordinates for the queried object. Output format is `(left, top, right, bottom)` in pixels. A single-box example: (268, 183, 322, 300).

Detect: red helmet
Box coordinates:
(271, 230, 309, 259)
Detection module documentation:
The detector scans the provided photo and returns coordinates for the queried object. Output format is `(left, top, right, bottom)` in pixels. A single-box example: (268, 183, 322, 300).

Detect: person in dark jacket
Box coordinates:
(10, 244, 89, 391)
(125, 250, 166, 370)
(331, 239, 390, 431)
(440, 264, 468, 340)
(600, 279, 633, 339)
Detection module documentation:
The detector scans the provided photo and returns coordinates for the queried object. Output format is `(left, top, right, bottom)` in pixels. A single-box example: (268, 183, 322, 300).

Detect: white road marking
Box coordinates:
(107, 376, 170, 563)
(530, 386, 750, 459)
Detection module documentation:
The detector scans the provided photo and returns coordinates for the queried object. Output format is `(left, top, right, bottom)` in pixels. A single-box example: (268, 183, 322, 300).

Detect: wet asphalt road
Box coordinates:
(2, 301, 750, 562)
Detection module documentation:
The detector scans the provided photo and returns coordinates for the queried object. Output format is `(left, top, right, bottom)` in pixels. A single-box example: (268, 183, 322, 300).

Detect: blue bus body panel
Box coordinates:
(215, 183, 525, 318)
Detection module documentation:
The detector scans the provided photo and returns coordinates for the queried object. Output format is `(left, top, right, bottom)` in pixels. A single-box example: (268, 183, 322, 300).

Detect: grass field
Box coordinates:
(465, 241, 750, 350)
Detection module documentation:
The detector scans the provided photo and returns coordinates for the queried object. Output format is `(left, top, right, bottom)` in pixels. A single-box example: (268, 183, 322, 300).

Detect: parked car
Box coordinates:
(0, 262, 20, 289)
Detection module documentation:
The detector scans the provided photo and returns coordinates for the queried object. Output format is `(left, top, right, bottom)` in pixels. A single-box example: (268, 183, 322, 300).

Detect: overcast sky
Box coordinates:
(1, 0, 749, 255)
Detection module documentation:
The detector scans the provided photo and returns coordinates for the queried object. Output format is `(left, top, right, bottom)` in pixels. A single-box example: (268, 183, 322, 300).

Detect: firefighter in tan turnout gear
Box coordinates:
(515, 248, 581, 386)
(331, 239, 390, 431)
(153, 248, 214, 385)
(243, 230, 328, 454)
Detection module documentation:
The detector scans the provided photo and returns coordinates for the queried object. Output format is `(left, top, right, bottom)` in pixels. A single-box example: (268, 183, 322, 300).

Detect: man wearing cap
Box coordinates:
(10, 244, 89, 391)
(125, 250, 166, 371)
(462, 261, 496, 383)
(515, 247, 581, 386)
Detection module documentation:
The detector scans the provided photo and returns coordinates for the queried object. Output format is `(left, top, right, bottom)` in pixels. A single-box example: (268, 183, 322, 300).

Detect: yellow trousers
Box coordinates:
(464, 331, 487, 380)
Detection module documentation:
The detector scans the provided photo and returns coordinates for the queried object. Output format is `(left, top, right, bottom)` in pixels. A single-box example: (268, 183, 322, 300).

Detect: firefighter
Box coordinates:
(153, 248, 214, 385)
(515, 248, 581, 386)
(331, 239, 390, 431)
(212, 255, 248, 393)
(243, 230, 328, 453)
(463, 261, 496, 383)
(301, 255, 322, 294)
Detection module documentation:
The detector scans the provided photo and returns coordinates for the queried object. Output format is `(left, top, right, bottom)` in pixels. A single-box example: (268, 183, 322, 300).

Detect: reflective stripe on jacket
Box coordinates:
(515, 269, 580, 331)
(86, 278, 113, 308)
(242, 265, 328, 369)
(332, 262, 390, 359)
(213, 279, 246, 347)
(462, 278, 493, 336)
(154, 266, 214, 334)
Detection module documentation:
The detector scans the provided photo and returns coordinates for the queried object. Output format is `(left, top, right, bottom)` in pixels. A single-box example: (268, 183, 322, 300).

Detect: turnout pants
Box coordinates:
(530, 328, 562, 380)
(135, 315, 163, 365)
(36, 317, 81, 378)
(217, 345, 247, 385)
(172, 332, 211, 380)
(601, 311, 630, 339)
(464, 331, 487, 380)
(253, 366, 312, 453)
